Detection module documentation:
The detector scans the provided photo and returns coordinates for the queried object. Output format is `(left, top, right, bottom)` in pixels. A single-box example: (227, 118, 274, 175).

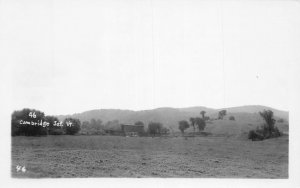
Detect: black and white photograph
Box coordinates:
(1, 0, 300, 186)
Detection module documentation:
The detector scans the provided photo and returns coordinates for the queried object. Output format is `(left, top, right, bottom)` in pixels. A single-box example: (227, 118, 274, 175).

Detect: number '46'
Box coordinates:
(29, 112, 36, 118)
(16, 165, 26, 172)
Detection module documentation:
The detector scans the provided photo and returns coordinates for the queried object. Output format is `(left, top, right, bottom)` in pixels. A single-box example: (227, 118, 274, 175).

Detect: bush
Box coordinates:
(45, 115, 63, 135)
(218, 110, 227, 119)
(248, 130, 264, 141)
(178, 120, 189, 134)
(229, 116, 235, 121)
(63, 118, 81, 135)
(195, 117, 206, 132)
(248, 110, 282, 141)
(248, 124, 282, 141)
(148, 122, 163, 136)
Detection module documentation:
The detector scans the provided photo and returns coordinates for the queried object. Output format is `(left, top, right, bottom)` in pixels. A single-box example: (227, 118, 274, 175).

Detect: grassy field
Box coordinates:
(11, 135, 288, 178)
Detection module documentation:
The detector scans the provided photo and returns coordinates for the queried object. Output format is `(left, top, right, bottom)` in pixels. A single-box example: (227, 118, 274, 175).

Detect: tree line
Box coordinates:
(12, 108, 283, 140)
(11, 108, 81, 136)
(178, 110, 209, 135)
(11, 108, 171, 137)
(81, 119, 169, 136)
(178, 110, 230, 135)
(12, 108, 229, 136)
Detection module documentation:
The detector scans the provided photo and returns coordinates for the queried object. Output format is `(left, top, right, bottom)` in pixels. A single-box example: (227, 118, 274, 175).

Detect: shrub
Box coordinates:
(259, 110, 276, 133)
(229, 116, 235, 121)
(148, 122, 163, 136)
(248, 110, 282, 141)
(189, 117, 196, 132)
(218, 110, 227, 119)
(45, 115, 63, 135)
(200, 111, 206, 119)
(195, 117, 206, 132)
(178, 120, 189, 134)
(63, 118, 81, 135)
(248, 130, 264, 141)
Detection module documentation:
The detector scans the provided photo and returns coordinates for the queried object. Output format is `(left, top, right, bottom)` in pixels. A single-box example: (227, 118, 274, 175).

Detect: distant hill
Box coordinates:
(57, 105, 288, 136)
(221, 105, 288, 120)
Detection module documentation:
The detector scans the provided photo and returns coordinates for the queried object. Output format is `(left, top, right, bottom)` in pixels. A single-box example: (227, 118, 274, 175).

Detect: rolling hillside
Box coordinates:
(57, 105, 288, 135)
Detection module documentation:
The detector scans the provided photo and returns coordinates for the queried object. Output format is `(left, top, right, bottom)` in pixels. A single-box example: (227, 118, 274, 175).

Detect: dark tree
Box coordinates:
(63, 118, 81, 135)
(189, 117, 196, 133)
(148, 122, 163, 136)
(248, 110, 281, 141)
(218, 110, 227, 119)
(194, 117, 206, 132)
(45, 115, 63, 135)
(178, 120, 189, 135)
(11, 108, 47, 136)
(259, 110, 276, 138)
(200, 111, 206, 119)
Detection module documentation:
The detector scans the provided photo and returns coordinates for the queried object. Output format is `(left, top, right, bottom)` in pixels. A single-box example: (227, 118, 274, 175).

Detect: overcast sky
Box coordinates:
(2, 0, 299, 115)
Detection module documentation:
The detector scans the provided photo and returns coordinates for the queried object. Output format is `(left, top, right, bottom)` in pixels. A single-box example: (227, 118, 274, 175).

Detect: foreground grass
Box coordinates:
(11, 135, 288, 178)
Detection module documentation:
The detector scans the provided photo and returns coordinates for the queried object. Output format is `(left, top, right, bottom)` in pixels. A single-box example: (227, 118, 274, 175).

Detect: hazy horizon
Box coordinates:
(36, 104, 289, 116)
(3, 0, 296, 115)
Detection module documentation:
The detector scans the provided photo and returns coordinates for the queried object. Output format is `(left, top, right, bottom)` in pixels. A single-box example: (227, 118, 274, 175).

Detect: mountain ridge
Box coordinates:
(57, 105, 288, 116)
(57, 105, 288, 131)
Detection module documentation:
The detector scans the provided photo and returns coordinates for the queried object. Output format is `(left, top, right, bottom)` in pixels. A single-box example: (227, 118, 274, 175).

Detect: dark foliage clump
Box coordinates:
(229, 116, 235, 121)
(178, 120, 189, 135)
(218, 110, 227, 119)
(11, 108, 48, 136)
(148, 122, 163, 136)
(45, 115, 63, 135)
(63, 118, 81, 135)
(248, 110, 282, 141)
(195, 117, 206, 132)
(248, 125, 281, 141)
